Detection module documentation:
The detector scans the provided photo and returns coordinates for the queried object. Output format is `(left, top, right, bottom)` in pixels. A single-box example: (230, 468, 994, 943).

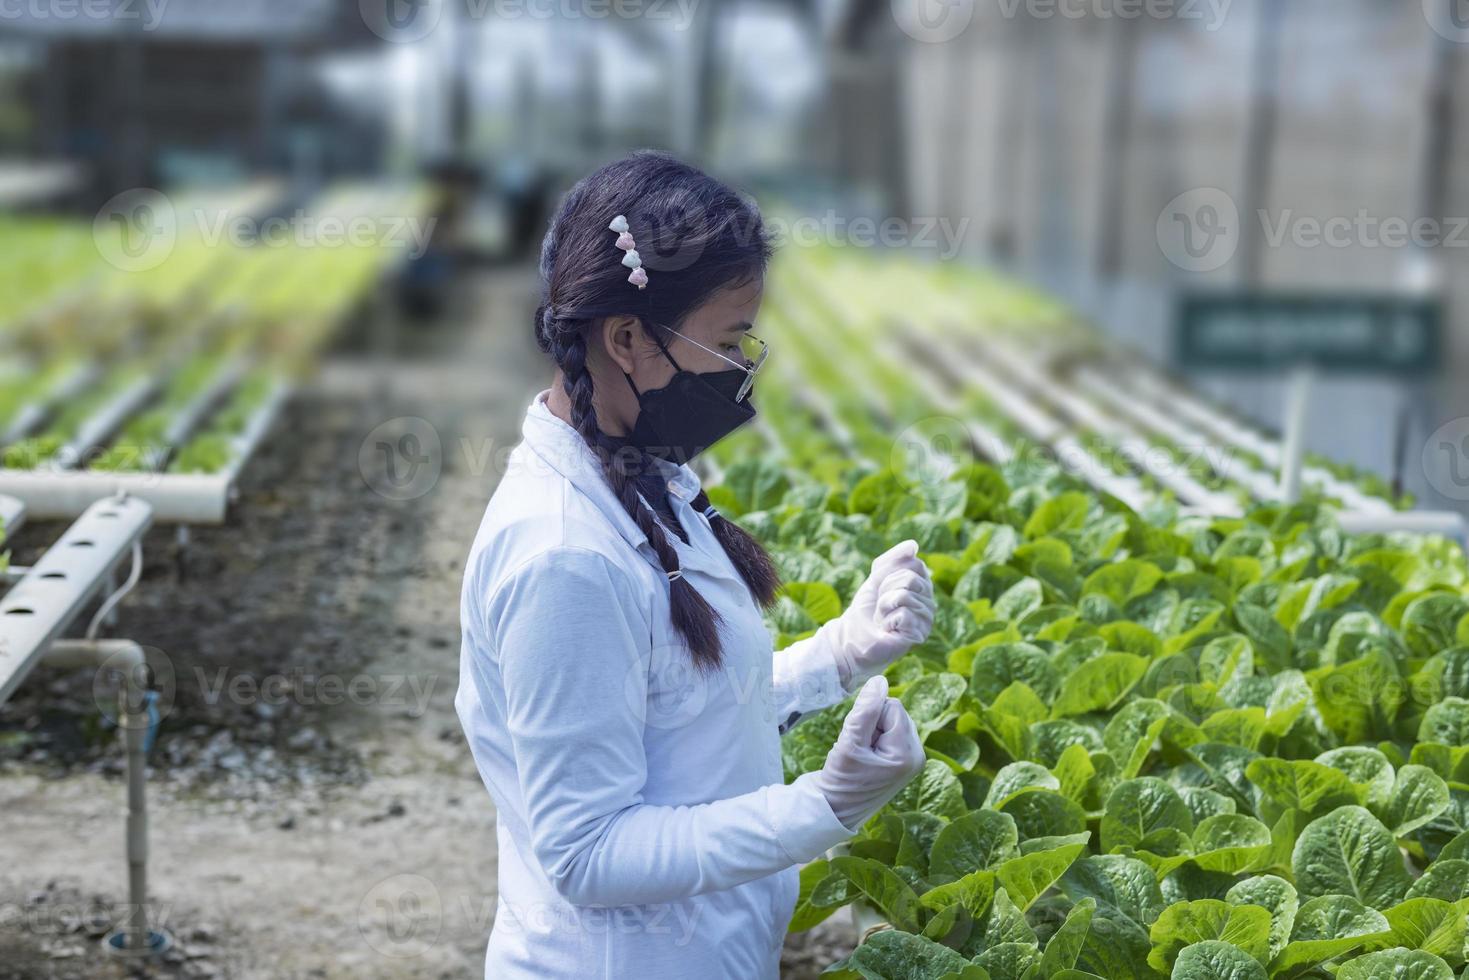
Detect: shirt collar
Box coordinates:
(520, 389, 704, 549)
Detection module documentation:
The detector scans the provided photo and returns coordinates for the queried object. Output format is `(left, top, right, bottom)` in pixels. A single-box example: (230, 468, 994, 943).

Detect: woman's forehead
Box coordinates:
(700, 279, 765, 321)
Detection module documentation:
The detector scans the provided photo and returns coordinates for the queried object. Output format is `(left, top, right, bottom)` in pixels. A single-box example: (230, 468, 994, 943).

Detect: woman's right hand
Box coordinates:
(814, 675, 926, 831)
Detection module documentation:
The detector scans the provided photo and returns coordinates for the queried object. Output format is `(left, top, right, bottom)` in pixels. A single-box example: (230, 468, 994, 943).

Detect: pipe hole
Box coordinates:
(41, 572, 66, 580)
(71, 540, 95, 548)
(4, 607, 33, 616)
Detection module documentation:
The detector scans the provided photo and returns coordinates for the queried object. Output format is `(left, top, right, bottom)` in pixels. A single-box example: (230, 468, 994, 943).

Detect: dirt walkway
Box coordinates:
(0, 269, 854, 979)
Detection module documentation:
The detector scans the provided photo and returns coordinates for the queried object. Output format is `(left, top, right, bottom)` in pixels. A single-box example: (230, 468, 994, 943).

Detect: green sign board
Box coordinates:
(1176, 293, 1441, 374)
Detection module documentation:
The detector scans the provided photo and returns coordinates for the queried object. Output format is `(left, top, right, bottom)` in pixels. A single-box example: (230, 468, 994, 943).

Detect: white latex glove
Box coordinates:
(818, 540, 936, 690)
(815, 675, 926, 832)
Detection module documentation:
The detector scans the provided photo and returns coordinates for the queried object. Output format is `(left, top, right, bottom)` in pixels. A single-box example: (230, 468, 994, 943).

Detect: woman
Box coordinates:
(455, 152, 937, 978)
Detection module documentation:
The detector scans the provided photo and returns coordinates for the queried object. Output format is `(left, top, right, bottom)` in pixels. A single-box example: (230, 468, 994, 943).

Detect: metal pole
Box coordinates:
(1094, 17, 1139, 281)
(1391, 391, 1412, 502)
(41, 640, 161, 956)
(1238, 0, 1285, 286)
(989, 16, 1030, 266)
(103, 571, 118, 628)
(122, 661, 149, 952)
(1279, 366, 1313, 502)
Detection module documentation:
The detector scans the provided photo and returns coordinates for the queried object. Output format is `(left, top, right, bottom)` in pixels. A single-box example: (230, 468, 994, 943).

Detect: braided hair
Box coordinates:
(534, 152, 780, 672)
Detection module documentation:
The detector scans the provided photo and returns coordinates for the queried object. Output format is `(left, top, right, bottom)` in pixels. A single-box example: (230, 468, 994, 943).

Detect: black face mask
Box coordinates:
(624, 343, 756, 464)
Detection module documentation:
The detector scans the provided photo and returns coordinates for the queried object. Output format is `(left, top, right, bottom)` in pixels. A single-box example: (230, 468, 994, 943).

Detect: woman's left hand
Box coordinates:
(823, 540, 936, 689)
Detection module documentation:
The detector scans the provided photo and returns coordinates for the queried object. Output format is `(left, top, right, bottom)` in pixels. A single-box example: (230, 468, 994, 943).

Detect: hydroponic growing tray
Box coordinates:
(0, 383, 288, 524)
(0, 494, 153, 701)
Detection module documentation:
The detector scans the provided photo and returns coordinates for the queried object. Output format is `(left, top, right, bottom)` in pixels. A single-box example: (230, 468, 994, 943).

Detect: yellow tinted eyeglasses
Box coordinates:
(647, 322, 768, 403)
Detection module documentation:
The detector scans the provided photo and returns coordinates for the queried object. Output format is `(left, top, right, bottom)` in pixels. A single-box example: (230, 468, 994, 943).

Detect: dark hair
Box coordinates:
(534, 151, 780, 672)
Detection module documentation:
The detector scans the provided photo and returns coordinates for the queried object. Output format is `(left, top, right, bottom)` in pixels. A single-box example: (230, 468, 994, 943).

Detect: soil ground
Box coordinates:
(0, 269, 855, 979)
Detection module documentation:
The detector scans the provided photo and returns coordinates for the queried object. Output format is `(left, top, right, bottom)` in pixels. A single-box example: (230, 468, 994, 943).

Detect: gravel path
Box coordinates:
(0, 269, 855, 978)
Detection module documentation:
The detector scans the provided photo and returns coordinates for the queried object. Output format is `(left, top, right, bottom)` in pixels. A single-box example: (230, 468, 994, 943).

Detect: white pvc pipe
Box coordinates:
(159, 361, 248, 455)
(1, 363, 101, 447)
(56, 377, 161, 472)
(895, 333, 1153, 510)
(41, 639, 154, 954)
(988, 339, 1243, 515)
(1075, 367, 1284, 503)
(875, 337, 1016, 468)
(1126, 367, 1393, 514)
(0, 385, 288, 524)
(946, 350, 1065, 444)
(0, 493, 24, 544)
(1278, 366, 1313, 503)
(0, 494, 153, 702)
(1336, 510, 1467, 540)
(0, 471, 230, 523)
(1053, 434, 1154, 511)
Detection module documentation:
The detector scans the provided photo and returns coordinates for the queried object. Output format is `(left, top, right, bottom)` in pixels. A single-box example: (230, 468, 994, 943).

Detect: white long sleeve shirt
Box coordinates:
(455, 390, 856, 979)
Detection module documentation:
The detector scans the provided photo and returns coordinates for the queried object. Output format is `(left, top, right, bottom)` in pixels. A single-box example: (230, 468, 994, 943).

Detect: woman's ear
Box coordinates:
(600, 315, 642, 375)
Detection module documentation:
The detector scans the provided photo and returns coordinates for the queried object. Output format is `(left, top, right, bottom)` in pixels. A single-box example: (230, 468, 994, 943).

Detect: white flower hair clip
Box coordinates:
(609, 214, 648, 289)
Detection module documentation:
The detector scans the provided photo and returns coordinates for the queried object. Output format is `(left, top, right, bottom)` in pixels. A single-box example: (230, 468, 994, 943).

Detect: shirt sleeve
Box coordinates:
(488, 546, 852, 908)
(770, 622, 850, 734)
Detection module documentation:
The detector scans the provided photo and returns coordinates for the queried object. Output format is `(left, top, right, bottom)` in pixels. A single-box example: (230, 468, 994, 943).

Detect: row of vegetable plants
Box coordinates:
(706, 249, 1469, 979)
(0, 184, 432, 483)
(780, 247, 1403, 514)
